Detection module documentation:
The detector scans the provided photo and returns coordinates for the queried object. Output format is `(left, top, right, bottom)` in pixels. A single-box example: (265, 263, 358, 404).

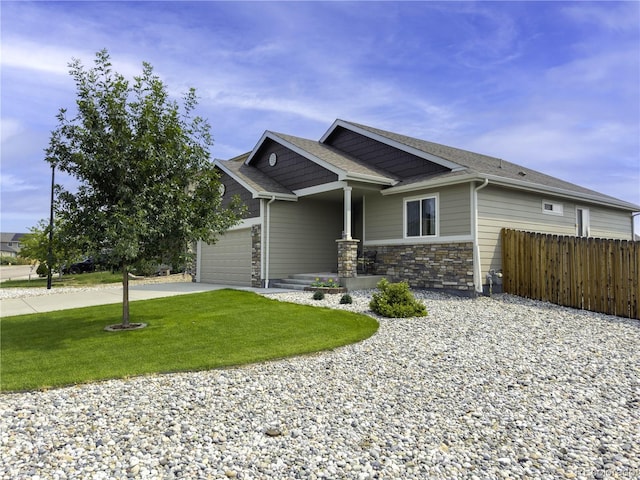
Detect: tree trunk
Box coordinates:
(122, 263, 130, 326)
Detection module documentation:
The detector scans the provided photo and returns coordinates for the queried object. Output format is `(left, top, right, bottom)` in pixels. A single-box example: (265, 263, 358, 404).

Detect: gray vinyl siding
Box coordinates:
(364, 194, 401, 241)
(477, 186, 634, 277)
(588, 207, 634, 238)
(365, 184, 472, 241)
(440, 184, 472, 236)
(267, 198, 343, 279)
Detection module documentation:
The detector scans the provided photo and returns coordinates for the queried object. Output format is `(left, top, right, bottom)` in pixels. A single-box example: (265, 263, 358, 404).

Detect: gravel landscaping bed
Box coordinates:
(1, 290, 638, 479)
(0, 274, 192, 300)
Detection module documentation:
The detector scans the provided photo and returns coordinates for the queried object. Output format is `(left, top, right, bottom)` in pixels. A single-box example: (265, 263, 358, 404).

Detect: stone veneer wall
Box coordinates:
(251, 224, 262, 287)
(336, 239, 359, 279)
(368, 242, 475, 293)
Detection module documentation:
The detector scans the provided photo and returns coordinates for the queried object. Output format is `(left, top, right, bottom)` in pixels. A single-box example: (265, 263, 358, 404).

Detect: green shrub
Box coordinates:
(369, 278, 427, 318)
(312, 290, 325, 300)
(36, 263, 49, 277)
(131, 259, 158, 277)
(340, 293, 353, 304)
(1, 256, 32, 266)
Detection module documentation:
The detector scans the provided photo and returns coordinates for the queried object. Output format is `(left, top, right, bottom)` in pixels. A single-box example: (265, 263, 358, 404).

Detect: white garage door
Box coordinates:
(200, 228, 252, 286)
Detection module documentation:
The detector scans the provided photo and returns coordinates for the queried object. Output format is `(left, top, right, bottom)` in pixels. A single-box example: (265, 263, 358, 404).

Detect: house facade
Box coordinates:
(0, 233, 26, 258)
(196, 120, 639, 294)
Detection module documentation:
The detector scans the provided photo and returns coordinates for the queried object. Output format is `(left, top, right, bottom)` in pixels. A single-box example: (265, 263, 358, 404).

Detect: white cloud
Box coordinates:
(1, 39, 153, 84)
(562, 3, 640, 32)
(0, 119, 24, 144)
(213, 93, 331, 124)
(0, 173, 40, 193)
(440, 5, 524, 69)
(1, 40, 79, 76)
(545, 49, 639, 92)
(463, 118, 639, 205)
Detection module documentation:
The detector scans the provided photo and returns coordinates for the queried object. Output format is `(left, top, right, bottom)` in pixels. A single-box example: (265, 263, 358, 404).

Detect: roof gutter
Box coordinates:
(264, 196, 276, 288)
(380, 173, 478, 195)
(343, 172, 397, 186)
(254, 192, 297, 201)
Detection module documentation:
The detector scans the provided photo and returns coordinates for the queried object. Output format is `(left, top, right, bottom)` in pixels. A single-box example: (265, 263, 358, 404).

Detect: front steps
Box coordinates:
(270, 273, 337, 291)
(270, 272, 384, 291)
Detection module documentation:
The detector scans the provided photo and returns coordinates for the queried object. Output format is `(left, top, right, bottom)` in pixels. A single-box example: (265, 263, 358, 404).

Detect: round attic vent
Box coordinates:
(269, 153, 277, 166)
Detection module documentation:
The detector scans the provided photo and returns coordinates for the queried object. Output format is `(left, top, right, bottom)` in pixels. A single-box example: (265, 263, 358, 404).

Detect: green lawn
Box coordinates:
(0, 289, 378, 392)
(0, 271, 123, 288)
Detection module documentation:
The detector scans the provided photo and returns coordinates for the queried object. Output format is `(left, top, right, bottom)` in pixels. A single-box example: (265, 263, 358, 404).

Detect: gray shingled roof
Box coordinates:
(0, 233, 25, 243)
(217, 119, 638, 211)
(341, 121, 638, 209)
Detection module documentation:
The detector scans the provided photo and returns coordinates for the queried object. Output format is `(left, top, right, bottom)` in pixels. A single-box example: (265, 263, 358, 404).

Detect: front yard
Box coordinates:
(0, 289, 378, 392)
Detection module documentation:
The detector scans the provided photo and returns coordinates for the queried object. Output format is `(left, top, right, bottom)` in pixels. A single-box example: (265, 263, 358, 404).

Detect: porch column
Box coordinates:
(343, 186, 352, 240)
(337, 238, 359, 279)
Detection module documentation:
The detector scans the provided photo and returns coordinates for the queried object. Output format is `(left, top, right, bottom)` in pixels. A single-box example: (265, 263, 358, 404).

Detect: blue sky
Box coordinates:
(2, 1, 639, 233)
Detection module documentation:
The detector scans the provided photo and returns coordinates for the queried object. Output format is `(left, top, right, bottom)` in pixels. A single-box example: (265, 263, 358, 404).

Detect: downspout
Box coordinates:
(195, 240, 202, 283)
(633, 212, 640, 240)
(473, 179, 489, 294)
(264, 196, 276, 288)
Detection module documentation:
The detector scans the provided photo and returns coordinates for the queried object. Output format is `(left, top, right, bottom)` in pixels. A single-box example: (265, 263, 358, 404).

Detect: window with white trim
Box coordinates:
(542, 200, 563, 216)
(405, 195, 438, 237)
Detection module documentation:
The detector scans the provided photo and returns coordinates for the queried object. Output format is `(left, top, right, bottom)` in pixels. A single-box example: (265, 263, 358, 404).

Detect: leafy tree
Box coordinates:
(19, 219, 80, 277)
(18, 221, 52, 272)
(46, 49, 245, 327)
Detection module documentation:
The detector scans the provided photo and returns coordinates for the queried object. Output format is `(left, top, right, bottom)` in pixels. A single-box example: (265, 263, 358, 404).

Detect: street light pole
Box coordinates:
(47, 164, 55, 290)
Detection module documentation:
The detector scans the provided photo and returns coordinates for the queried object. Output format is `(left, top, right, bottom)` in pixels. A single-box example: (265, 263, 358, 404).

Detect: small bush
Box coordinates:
(132, 259, 159, 277)
(1, 256, 32, 266)
(340, 293, 353, 304)
(36, 263, 49, 277)
(312, 290, 325, 300)
(369, 278, 427, 318)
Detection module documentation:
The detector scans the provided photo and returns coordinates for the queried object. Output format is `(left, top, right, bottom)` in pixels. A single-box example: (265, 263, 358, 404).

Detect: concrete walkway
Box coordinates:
(0, 282, 293, 317)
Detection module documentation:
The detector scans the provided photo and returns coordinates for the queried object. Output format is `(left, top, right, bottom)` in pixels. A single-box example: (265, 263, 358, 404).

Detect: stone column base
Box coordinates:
(336, 238, 360, 279)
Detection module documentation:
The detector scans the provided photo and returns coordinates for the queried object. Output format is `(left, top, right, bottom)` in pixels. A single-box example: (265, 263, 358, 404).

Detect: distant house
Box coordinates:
(196, 119, 639, 294)
(0, 233, 26, 257)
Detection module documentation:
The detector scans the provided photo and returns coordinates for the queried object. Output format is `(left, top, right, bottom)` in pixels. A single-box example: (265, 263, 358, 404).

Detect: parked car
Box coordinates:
(63, 258, 96, 274)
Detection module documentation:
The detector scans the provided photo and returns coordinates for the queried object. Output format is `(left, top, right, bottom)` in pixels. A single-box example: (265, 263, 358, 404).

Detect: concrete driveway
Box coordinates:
(0, 264, 38, 282)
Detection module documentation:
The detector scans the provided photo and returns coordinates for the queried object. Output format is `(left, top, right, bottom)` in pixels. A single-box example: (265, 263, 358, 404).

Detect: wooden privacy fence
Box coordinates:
(501, 229, 640, 319)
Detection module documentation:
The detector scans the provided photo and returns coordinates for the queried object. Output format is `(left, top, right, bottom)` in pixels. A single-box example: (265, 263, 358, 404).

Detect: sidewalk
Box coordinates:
(0, 282, 292, 317)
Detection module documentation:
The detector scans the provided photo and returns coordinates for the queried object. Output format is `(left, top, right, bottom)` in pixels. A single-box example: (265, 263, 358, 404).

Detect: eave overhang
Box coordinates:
(214, 159, 298, 202)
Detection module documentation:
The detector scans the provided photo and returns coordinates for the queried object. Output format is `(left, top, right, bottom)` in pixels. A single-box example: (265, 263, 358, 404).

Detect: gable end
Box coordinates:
(216, 167, 260, 218)
(251, 138, 338, 191)
(323, 126, 451, 180)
